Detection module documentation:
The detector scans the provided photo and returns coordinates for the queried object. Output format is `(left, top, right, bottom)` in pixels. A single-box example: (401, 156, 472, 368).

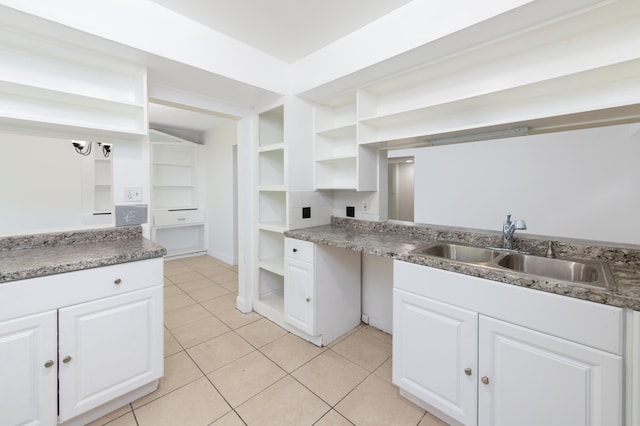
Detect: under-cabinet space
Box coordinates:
(151, 224, 205, 258)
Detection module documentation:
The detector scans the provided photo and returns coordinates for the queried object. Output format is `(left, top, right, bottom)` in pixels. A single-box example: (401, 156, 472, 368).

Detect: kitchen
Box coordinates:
(1, 0, 639, 425)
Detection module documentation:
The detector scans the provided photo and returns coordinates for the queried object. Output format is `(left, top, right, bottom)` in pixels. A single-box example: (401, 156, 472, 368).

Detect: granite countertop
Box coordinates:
(0, 226, 166, 283)
(285, 218, 640, 310)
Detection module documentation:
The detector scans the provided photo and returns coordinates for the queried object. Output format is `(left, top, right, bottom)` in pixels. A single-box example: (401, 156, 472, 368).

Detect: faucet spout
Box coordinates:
(502, 214, 526, 250)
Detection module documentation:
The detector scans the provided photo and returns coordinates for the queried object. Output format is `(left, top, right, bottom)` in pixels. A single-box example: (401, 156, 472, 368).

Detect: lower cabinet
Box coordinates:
(0, 258, 164, 426)
(283, 238, 361, 346)
(393, 260, 623, 426)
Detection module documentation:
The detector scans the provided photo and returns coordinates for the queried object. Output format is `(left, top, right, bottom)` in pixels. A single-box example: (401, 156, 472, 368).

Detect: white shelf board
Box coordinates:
(314, 123, 357, 137)
(315, 154, 358, 163)
(259, 258, 285, 276)
(258, 185, 286, 192)
(258, 143, 285, 153)
(258, 222, 287, 233)
(256, 289, 284, 315)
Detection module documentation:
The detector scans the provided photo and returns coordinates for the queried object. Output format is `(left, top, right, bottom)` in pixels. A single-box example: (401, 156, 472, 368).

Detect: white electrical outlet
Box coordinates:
(124, 187, 143, 202)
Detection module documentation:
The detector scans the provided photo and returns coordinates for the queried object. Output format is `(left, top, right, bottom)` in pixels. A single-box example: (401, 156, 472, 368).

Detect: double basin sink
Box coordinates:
(411, 241, 615, 290)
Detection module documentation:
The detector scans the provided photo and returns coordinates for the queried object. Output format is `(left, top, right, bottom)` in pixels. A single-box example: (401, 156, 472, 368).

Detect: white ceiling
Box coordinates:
(149, 0, 413, 63)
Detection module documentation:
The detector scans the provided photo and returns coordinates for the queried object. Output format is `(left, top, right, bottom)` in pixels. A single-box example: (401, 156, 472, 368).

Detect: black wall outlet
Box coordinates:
(302, 207, 311, 219)
(346, 206, 355, 217)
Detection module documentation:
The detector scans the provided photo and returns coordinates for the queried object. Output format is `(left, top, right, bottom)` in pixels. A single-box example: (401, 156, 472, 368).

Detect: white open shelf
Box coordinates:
(259, 149, 285, 187)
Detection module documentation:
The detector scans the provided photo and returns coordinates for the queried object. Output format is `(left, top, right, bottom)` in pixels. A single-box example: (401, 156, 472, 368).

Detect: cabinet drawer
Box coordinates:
(285, 238, 315, 263)
(0, 258, 163, 322)
(153, 210, 205, 227)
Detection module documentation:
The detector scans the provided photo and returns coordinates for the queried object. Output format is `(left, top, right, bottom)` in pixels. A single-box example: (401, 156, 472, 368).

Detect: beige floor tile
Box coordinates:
(102, 412, 137, 426)
(373, 357, 393, 383)
(86, 404, 131, 426)
(135, 377, 231, 426)
(164, 293, 196, 312)
(170, 315, 230, 348)
(163, 263, 191, 277)
(163, 277, 174, 286)
(214, 307, 262, 329)
(164, 328, 183, 357)
(236, 318, 288, 348)
(419, 412, 451, 426)
(331, 329, 392, 372)
(336, 375, 425, 426)
(163, 284, 184, 298)
(164, 303, 212, 329)
(210, 270, 238, 285)
(198, 264, 231, 278)
(187, 331, 254, 374)
(132, 351, 203, 408)
(314, 409, 353, 426)
(187, 282, 230, 302)
(176, 276, 217, 293)
(217, 278, 239, 293)
(181, 255, 218, 268)
(261, 333, 325, 373)
(168, 270, 205, 284)
(236, 376, 330, 426)
(201, 293, 239, 314)
(207, 351, 286, 407)
(292, 350, 368, 406)
(211, 410, 246, 426)
(360, 325, 393, 345)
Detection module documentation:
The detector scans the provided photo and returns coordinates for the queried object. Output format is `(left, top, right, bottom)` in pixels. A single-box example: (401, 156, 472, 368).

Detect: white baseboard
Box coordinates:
(206, 249, 237, 266)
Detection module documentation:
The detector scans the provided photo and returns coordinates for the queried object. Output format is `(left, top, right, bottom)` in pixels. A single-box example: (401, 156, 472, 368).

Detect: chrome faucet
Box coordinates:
(503, 214, 526, 250)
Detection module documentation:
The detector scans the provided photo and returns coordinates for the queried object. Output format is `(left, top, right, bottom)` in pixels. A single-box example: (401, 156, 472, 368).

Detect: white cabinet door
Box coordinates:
(58, 286, 163, 422)
(284, 257, 315, 335)
(0, 310, 58, 426)
(479, 316, 622, 426)
(393, 288, 478, 426)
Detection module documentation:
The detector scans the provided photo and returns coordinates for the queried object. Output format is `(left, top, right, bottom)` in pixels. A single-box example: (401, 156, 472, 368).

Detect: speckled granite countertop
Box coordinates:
(0, 226, 166, 283)
(285, 218, 640, 310)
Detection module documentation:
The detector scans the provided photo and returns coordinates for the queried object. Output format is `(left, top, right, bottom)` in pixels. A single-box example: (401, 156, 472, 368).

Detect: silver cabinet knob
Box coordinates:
(481, 376, 490, 385)
(44, 360, 55, 368)
(114, 278, 122, 285)
(62, 356, 72, 364)
(464, 368, 472, 376)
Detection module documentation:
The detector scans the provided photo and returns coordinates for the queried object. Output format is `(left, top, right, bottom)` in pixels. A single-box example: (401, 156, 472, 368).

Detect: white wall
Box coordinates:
(204, 121, 238, 264)
(411, 122, 640, 245)
(0, 133, 83, 235)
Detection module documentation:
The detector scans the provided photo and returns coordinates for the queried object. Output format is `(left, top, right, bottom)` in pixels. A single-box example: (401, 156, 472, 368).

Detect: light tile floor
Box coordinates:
(89, 255, 449, 426)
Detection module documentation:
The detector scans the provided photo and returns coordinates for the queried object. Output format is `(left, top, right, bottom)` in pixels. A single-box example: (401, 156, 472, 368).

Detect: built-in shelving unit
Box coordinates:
(256, 105, 287, 315)
(150, 130, 205, 258)
(313, 93, 377, 191)
(0, 30, 147, 139)
(254, 98, 315, 322)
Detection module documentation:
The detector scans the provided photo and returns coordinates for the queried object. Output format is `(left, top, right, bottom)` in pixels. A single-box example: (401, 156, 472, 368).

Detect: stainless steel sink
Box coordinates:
(411, 241, 615, 290)
(411, 242, 501, 263)
(496, 253, 614, 289)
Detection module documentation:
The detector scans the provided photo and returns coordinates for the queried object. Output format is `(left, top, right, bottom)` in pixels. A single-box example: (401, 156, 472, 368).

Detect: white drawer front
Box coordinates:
(153, 210, 205, 227)
(285, 238, 315, 263)
(0, 258, 164, 322)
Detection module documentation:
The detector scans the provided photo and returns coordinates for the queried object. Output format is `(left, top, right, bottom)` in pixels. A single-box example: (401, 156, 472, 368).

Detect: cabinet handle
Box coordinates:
(464, 368, 472, 376)
(177, 218, 186, 221)
(114, 278, 122, 285)
(481, 376, 490, 385)
(44, 360, 55, 368)
(293, 248, 298, 253)
(306, 297, 310, 302)
(62, 356, 72, 364)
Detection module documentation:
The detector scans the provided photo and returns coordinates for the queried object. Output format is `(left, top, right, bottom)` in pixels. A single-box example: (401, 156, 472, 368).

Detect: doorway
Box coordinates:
(387, 156, 414, 222)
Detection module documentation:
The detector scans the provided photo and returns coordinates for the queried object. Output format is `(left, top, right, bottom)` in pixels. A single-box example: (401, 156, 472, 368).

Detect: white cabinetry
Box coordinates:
(283, 238, 361, 346)
(255, 98, 314, 321)
(0, 258, 164, 426)
(0, 31, 147, 139)
(0, 311, 58, 426)
(393, 261, 623, 426)
(150, 130, 205, 258)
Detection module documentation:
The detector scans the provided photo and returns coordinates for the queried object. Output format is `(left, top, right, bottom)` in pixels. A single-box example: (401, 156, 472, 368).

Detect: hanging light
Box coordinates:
(98, 142, 112, 158)
(71, 140, 92, 156)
